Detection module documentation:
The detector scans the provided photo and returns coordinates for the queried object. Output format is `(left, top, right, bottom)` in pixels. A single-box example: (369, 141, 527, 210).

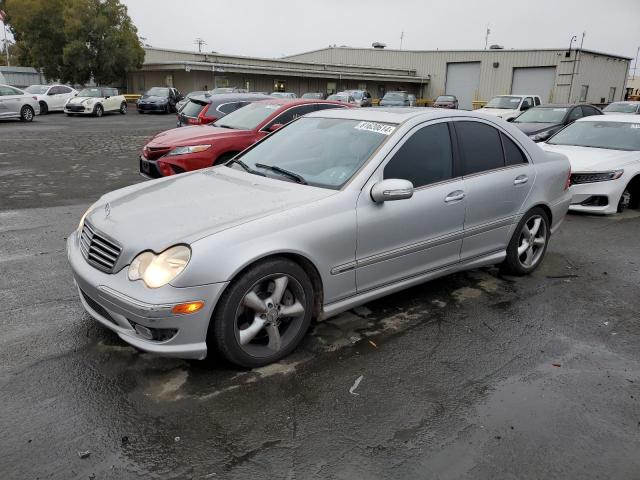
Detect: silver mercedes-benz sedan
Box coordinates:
(68, 108, 572, 367)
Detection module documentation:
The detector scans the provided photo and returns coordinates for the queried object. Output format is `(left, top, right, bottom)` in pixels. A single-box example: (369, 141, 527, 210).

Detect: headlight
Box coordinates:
(167, 145, 212, 156)
(128, 245, 191, 288)
(570, 170, 624, 184)
(531, 131, 552, 142)
(78, 201, 99, 231)
(83, 98, 95, 105)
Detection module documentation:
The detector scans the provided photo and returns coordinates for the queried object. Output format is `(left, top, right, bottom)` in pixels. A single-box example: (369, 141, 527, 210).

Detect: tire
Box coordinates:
(20, 105, 34, 122)
(214, 152, 238, 166)
(617, 188, 631, 213)
(119, 102, 127, 114)
(93, 104, 103, 117)
(165, 103, 171, 114)
(209, 257, 314, 368)
(39, 101, 48, 115)
(501, 207, 550, 276)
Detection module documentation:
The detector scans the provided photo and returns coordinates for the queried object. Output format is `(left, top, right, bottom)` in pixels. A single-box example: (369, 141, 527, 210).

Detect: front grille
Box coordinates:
(144, 146, 172, 160)
(80, 222, 122, 273)
(80, 289, 117, 325)
(571, 172, 614, 184)
(66, 105, 85, 112)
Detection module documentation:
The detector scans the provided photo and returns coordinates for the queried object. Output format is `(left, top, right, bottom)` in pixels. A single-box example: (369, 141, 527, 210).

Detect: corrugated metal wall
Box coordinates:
(286, 48, 630, 104)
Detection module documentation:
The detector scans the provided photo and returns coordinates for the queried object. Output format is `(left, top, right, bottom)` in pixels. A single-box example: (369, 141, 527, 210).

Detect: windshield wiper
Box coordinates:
(215, 124, 235, 129)
(228, 159, 265, 176)
(255, 163, 308, 185)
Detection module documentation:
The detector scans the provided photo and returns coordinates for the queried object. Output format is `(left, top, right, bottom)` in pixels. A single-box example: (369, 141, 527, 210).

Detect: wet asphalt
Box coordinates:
(0, 112, 639, 480)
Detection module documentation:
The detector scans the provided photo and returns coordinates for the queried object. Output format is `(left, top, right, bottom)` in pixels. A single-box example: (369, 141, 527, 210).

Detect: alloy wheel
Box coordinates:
(22, 106, 34, 122)
(516, 214, 547, 268)
(234, 274, 306, 358)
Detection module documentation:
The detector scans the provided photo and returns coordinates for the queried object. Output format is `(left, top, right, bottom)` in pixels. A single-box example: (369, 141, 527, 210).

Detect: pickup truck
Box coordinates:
(479, 94, 542, 121)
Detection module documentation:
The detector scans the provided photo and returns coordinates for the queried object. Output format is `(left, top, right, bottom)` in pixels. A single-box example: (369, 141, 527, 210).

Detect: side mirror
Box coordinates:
(268, 123, 284, 132)
(370, 179, 414, 203)
(47, 91, 55, 96)
(104, 95, 110, 99)
(520, 104, 530, 111)
(506, 117, 515, 122)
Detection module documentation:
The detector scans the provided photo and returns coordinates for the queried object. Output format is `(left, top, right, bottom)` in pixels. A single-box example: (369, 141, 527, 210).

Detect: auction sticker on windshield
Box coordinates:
(355, 121, 396, 135)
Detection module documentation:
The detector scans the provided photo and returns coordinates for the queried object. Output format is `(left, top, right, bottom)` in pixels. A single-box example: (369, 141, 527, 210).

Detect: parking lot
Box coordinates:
(1, 112, 639, 479)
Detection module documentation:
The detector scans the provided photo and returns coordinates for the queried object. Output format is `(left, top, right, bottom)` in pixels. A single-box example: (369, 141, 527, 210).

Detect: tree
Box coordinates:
(2, 0, 144, 85)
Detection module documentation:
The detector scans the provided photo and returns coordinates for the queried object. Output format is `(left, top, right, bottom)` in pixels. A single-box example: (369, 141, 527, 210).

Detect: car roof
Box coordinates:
(309, 107, 483, 123)
(577, 113, 640, 123)
(192, 93, 271, 104)
(254, 98, 347, 107)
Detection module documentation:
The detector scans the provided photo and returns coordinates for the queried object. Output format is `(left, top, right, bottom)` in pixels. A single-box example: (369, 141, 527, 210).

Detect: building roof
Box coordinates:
(0, 66, 39, 74)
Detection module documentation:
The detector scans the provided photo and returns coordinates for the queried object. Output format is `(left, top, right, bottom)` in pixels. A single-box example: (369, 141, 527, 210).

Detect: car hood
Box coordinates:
(68, 96, 100, 104)
(147, 125, 251, 148)
(479, 108, 519, 117)
(85, 166, 336, 266)
(380, 100, 407, 105)
(539, 144, 640, 171)
(513, 122, 559, 135)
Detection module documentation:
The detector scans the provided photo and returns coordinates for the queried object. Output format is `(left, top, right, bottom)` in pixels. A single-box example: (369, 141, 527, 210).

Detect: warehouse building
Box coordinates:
(128, 46, 631, 110)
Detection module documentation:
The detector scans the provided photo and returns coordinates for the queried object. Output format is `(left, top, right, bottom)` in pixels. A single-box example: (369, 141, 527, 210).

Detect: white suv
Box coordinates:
(480, 94, 542, 121)
(64, 87, 127, 117)
(24, 84, 77, 114)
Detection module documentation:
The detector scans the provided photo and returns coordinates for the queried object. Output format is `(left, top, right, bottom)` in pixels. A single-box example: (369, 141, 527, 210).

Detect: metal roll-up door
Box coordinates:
(445, 62, 481, 110)
(511, 67, 557, 103)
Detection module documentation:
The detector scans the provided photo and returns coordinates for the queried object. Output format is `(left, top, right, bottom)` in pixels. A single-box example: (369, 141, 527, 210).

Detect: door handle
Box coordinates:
(444, 190, 465, 203)
(514, 175, 529, 185)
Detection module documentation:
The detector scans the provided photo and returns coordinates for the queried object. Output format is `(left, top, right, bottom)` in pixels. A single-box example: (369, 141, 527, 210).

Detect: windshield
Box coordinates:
(302, 93, 321, 99)
(180, 100, 207, 117)
(515, 107, 567, 123)
(383, 92, 407, 100)
(603, 103, 639, 113)
(271, 92, 290, 98)
(213, 102, 279, 130)
(327, 94, 348, 102)
(145, 87, 169, 97)
(349, 91, 363, 100)
(25, 85, 49, 94)
(232, 117, 394, 189)
(547, 121, 640, 151)
(436, 95, 455, 102)
(77, 88, 102, 97)
(486, 96, 522, 109)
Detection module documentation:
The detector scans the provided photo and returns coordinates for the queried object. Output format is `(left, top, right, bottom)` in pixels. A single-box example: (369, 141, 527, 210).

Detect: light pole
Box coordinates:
(633, 45, 640, 80)
(567, 35, 577, 102)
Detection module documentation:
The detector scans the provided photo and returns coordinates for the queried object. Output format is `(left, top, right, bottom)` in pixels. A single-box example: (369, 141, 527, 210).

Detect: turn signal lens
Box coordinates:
(171, 301, 205, 315)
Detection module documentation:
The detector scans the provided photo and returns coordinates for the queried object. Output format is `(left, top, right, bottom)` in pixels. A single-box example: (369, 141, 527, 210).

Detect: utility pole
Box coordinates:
(400, 31, 404, 50)
(484, 24, 490, 50)
(193, 37, 207, 53)
(633, 45, 640, 80)
(567, 35, 578, 102)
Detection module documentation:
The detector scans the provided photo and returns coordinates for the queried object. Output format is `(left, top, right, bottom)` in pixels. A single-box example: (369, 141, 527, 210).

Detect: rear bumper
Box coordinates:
(67, 232, 228, 359)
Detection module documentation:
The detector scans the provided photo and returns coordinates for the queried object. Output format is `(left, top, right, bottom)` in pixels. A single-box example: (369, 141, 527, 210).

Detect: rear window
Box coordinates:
(181, 100, 207, 117)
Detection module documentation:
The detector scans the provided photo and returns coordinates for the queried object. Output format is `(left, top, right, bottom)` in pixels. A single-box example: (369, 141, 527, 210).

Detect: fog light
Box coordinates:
(172, 301, 205, 315)
(134, 324, 154, 340)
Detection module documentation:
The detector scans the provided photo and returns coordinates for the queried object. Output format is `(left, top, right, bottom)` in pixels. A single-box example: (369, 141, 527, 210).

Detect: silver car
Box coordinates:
(68, 109, 571, 367)
(0, 84, 40, 121)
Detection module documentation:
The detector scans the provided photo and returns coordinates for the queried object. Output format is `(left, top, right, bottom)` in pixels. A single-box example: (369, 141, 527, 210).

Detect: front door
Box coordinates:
(452, 119, 534, 260)
(356, 121, 466, 292)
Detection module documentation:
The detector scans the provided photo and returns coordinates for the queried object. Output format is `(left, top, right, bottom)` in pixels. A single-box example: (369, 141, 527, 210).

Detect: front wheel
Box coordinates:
(209, 258, 314, 368)
(119, 102, 127, 114)
(39, 101, 48, 115)
(93, 104, 103, 117)
(501, 208, 550, 275)
(20, 105, 34, 122)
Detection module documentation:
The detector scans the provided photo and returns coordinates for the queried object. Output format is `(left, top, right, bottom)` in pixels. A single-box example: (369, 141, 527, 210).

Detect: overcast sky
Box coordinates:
(123, 0, 639, 63)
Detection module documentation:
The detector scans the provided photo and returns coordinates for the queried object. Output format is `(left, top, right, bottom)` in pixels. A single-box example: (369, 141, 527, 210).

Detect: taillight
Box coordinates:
(187, 118, 199, 125)
(564, 169, 572, 190)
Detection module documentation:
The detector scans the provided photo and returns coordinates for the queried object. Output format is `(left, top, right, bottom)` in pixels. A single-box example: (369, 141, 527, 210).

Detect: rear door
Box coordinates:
(453, 119, 533, 260)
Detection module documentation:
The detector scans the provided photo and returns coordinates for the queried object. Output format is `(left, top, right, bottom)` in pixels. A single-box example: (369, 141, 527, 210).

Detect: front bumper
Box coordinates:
(67, 231, 228, 359)
(138, 103, 167, 112)
(64, 104, 94, 114)
(568, 177, 626, 215)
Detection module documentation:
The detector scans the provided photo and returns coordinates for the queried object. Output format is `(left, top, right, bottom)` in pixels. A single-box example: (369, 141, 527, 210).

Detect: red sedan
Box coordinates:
(140, 98, 352, 178)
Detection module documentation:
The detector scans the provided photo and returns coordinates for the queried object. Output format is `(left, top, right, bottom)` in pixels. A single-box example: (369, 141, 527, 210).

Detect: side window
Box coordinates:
(59, 86, 72, 94)
(216, 102, 238, 114)
(568, 107, 583, 122)
(583, 106, 600, 117)
(455, 121, 505, 175)
(383, 123, 453, 188)
(48, 86, 61, 95)
(0, 86, 13, 96)
(522, 97, 533, 108)
(501, 133, 528, 166)
(315, 103, 346, 111)
(534, 97, 541, 106)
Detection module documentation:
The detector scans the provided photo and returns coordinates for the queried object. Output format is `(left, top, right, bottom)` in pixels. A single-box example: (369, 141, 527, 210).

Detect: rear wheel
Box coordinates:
(20, 105, 34, 122)
(119, 102, 127, 114)
(93, 104, 103, 117)
(209, 258, 314, 368)
(39, 101, 48, 115)
(501, 207, 550, 275)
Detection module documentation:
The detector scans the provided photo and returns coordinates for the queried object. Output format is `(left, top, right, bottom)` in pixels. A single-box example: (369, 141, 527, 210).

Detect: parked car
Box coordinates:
(176, 93, 271, 127)
(432, 95, 459, 109)
(379, 91, 410, 107)
(24, 84, 77, 114)
(344, 90, 372, 107)
(271, 92, 297, 99)
(603, 101, 640, 115)
(510, 103, 603, 142)
(70, 108, 571, 366)
(176, 90, 209, 112)
(0, 84, 40, 121)
(211, 87, 247, 94)
(301, 92, 327, 100)
(137, 87, 182, 114)
(479, 95, 542, 120)
(408, 94, 417, 107)
(64, 87, 127, 117)
(541, 114, 640, 214)
(327, 93, 358, 105)
(140, 99, 351, 178)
